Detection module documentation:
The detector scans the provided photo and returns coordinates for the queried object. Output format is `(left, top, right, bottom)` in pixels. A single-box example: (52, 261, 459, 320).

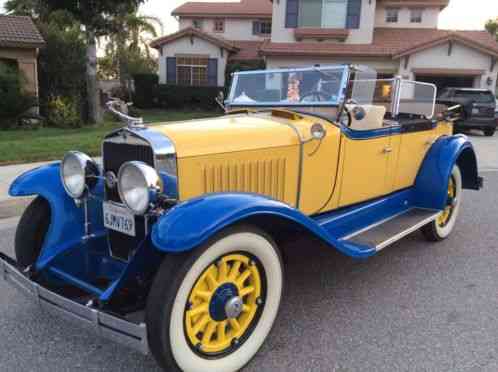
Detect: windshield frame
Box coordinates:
(226, 65, 351, 108)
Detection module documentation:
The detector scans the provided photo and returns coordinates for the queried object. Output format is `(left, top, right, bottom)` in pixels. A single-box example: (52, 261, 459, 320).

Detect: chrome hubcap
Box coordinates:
(225, 297, 243, 319)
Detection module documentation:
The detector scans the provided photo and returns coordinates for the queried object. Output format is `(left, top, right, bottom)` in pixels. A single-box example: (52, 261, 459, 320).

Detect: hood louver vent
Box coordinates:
(202, 159, 287, 201)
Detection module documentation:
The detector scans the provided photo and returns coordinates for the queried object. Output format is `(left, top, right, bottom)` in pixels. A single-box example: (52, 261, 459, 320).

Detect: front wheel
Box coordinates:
(146, 226, 284, 372)
(421, 165, 462, 241)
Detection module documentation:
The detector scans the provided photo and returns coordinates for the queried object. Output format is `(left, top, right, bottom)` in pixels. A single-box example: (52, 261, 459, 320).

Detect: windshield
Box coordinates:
(227, 66, 349, 107)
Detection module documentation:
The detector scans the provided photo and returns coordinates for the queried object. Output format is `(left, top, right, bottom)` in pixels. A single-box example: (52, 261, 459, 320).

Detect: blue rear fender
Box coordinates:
(9, 163, 105, 269)
(414, 134, 480, 210)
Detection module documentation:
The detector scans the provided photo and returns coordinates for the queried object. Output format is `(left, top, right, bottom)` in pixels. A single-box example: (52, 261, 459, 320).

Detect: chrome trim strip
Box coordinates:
(375, 212, 440, 251)
(0, 256, 149, 355)
(341, 209, 409, 241)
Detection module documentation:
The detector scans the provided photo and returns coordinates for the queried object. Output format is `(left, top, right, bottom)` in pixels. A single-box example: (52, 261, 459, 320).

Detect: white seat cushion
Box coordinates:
(346, 104, 387, 131)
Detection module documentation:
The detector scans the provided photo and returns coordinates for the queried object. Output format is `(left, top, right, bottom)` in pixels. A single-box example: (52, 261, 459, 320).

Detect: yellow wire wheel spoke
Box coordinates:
(184, 252, 266, 357)
(437, 175, 457, 227)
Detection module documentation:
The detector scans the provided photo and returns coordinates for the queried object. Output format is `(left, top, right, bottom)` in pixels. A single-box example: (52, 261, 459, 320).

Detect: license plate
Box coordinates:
(472, 108, 480, 115)
(103, 202, 136, 237)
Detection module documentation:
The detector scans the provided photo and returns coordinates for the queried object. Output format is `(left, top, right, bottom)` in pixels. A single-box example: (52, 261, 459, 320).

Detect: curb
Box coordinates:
(0, 198, 32, 220)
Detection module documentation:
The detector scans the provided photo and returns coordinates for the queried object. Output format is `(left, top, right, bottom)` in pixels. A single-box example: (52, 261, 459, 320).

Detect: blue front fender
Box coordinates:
(151, 193, 374, 258)
(9, 163, 105, 269)
(414, 134, 480, 210)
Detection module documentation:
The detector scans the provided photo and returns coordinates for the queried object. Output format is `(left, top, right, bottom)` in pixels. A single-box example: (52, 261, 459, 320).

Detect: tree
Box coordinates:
(104, 13, 161, 86)
(485, 18, 498, 41)
(39, 0, 147, 124)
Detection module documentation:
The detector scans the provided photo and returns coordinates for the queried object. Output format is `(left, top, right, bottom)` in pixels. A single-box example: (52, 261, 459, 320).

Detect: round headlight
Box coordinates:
(118, 161, 163, 215)
(60, 151, 99, 199)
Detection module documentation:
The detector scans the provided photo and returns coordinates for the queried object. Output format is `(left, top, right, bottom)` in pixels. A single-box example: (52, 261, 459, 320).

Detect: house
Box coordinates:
(152, 0, 498, 93)
(0, 15, 45, 97)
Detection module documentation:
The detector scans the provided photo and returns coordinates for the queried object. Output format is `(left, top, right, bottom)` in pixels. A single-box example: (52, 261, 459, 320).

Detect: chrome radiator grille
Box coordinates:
(102, 139, 155, 261)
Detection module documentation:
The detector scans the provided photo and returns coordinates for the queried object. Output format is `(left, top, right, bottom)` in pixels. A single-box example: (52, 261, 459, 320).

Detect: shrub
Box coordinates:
(155, 85, 223, 110)
(133, 73, 159, 109)
(47, 96, 83, 128)
(0, 63, 37, 129)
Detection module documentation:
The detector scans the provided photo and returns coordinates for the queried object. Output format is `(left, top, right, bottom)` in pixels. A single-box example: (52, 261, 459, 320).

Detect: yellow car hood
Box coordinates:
(150, 113, 302, 158)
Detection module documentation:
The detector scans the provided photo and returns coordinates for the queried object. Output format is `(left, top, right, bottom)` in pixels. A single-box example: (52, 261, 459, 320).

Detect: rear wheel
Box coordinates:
(421, 166, 462, 242)
(146, 226, 284, 372)
(483, 128, 495, 137)
(15, 196, 51, 268)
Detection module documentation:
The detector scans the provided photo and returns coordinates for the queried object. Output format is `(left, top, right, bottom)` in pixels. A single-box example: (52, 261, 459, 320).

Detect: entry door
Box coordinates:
(322, 0, 347, 28)
(338, 135, 392, 207)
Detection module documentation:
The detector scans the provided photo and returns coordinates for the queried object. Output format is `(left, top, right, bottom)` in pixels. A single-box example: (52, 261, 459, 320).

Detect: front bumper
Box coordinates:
(0, 252, 149, 355)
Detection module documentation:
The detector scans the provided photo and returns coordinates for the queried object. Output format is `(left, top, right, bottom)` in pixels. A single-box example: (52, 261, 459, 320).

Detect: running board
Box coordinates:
(343, 208, 440, 251)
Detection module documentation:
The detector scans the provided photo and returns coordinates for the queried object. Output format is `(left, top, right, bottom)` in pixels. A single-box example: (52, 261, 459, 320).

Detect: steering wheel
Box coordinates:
(300, 91, 331, 102)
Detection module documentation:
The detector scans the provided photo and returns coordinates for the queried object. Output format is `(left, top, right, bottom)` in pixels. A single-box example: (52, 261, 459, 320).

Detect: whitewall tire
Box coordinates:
(421, 165, 462, 241)
(146, 226, 284, 372)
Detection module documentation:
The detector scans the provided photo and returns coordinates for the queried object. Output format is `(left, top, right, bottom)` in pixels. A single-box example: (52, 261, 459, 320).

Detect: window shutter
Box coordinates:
(166, 57, 177, 85)
(285, 0, 299, 28)
(207, 58, 218, 87)
(346, 0, 362, 29)
(253, 21, 260, 35)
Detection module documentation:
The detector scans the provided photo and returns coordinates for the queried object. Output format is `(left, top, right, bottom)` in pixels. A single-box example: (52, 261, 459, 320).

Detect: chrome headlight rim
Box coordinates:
(60, 151, 99, 199)
(117, 161, 163, 215)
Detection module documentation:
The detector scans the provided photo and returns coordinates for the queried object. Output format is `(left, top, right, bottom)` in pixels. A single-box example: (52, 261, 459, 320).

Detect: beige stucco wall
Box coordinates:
(375, 6, 439, 28)
(158, 36, 228, 86)
(271, 0, 375, 44)
(398, 41, 498, 93)
(179, 17, 269, 41)
(0, 47, 39, 96)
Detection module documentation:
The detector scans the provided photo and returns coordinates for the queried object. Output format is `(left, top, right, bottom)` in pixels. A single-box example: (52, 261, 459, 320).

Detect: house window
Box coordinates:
(385, 8, 399, 23)
(410, 8, 423, 23)
(192, 19, 203, 30)
(299, 0, 348, 28)
(214, 19, 225, 33)
(253, 20, 272, 35)
(176, 56, 209, 86)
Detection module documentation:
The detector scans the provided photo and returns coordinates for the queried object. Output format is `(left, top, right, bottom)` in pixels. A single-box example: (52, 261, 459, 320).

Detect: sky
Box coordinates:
(1, 0, 498, 36)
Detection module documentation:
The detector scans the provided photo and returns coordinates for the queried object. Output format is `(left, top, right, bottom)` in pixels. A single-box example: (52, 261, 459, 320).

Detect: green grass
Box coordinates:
(0, 110, 218, 165)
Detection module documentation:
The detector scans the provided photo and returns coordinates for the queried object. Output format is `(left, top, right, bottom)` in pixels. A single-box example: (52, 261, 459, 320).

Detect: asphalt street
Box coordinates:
(0, 169, 496, 372)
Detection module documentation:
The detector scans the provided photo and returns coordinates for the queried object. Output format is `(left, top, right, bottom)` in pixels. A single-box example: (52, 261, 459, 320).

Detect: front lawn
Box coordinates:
(0, 110, 219, 165)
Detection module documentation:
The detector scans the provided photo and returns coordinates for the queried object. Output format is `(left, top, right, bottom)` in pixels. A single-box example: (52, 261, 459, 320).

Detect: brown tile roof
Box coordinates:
(378, 0, 449, 8)
(294, 28, 350, 41)
(260, 28, 498, 59)
(150, 27, 238, 51)
(0, 15, 45, 48)
(172, 0, 272, 18)
(231, 40, 266, 60)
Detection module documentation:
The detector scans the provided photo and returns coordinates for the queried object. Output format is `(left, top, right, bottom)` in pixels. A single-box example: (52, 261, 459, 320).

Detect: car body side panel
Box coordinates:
(414, 134, 479, 210)
(177, 145, 301, 208)
(299, 124, 341, 215)
(8, 163, 106, 270)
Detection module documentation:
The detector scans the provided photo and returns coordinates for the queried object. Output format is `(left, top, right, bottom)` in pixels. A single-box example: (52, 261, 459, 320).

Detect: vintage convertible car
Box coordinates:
(0, 65, 482, 372)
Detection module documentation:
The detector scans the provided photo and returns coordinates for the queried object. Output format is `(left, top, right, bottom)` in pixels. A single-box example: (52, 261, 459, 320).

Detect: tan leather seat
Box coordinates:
(346, 104, 387, 131)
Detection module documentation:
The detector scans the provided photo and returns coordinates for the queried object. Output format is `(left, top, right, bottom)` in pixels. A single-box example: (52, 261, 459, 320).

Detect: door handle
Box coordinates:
(382, 146, 393, 154)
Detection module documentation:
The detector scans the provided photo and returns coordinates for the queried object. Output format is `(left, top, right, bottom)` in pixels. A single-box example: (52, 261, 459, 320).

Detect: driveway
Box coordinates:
(467, 130, 498, 171)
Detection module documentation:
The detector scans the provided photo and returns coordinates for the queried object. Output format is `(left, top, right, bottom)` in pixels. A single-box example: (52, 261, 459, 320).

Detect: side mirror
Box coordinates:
(352, 106, 366, 121)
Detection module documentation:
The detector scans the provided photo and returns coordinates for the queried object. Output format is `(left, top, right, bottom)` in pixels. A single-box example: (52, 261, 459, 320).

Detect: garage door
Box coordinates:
(415, 75, 475, 93)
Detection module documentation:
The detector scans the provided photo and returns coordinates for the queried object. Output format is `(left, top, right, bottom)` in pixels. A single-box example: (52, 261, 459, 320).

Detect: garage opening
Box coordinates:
(415, 75, 476, 95)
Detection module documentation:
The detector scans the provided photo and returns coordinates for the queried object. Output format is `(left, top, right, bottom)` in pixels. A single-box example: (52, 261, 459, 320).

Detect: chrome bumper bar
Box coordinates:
(0, 254, 149, 355)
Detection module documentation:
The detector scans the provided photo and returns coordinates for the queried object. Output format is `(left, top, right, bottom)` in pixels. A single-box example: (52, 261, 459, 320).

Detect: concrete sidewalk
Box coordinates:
(0, 160, 53, 219)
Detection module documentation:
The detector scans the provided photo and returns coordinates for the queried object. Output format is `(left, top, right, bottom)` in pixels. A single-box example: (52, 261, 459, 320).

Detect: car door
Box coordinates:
(338, 126, 393, 208)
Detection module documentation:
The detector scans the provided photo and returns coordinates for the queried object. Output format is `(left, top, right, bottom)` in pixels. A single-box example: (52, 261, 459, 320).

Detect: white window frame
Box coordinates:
(176, 56, 209, 87)
(385, 8, 399, 23)
(410, 8, 423, 23)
